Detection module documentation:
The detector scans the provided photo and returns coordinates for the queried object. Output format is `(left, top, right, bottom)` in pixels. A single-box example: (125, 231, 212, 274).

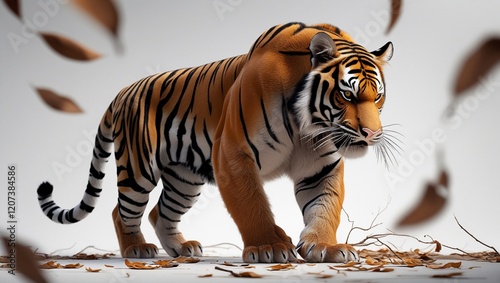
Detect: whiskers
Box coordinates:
(301, 122, 404, 167)
(373, 124, 404, 168)
(301, 122, 353, 152)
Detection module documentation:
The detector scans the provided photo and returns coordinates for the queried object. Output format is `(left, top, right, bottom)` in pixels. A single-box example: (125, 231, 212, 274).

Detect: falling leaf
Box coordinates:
(2, 237, 48, 283)
(3, 0, 20, 18)
(434, 241, 442, 253)
(432, 272, 463, 278)
(426, 261, 462, 269)
(35, 87, 83, 113)
(386, 0, 402, 34)
(215, 266, 263, 278)
(397, 169, 449, 226)
(104, 264, 114, 268)
(124, 259, 160, 270)
(454, 37, 500, 94)
(72, 0, 119, 36)
(40, 32, 101, 61)
(85, 267, 101, 272)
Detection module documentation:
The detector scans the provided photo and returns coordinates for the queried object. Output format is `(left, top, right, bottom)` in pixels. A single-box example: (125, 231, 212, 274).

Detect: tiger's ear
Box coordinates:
(371, 41, 394, 64)
(309, 32, 337, 68)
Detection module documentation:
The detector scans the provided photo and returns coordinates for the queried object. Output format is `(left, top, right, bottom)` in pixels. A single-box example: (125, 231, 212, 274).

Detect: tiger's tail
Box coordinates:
(37, 107, 114, 224)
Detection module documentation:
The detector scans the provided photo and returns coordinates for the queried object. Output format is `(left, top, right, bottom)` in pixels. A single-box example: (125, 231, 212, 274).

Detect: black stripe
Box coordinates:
(308, 74, 321, 116)
(89, 163, 105, 179)
(297, 159, 341, 188)
(41, 200, 55, 210)
(118, 200, 143, 216)
(295, 174, 334, 195)
(301, 192, 329, 215)
(79, 200, 94, 213)
(238, 88, 261, 169)
(119, 192, 148, 207)
(162, 189, 192, 210)
(85, 182, 102, 197)
(261, 99, 280, 144)
(261, 22, 299, 47)
(66, 209, 78, 223)
(46, 206, 58, 219)
(203, 120, 213, 148)
(158, 205, 181, 223)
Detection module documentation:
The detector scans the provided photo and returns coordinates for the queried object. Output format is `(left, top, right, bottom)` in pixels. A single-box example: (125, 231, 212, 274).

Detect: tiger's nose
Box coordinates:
(361, 127, 382, 142)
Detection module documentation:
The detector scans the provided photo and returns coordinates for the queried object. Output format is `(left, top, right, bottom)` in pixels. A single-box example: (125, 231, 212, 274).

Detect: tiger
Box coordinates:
(37, 22, 394, 263)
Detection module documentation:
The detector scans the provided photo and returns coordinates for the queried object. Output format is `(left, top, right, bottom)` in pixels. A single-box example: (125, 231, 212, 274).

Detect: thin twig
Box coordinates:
(344, 198, 390, 244)
(376, 239, 404, 263)
(454, 215, 499, 255)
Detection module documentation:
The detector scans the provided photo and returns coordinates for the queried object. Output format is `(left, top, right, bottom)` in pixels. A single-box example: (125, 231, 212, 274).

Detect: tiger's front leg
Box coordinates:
(293, 158, 359, 263)
(212, 137, 298, 263)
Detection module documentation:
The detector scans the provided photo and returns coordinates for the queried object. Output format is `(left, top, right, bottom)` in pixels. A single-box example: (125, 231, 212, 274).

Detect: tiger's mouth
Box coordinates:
(332, 135, 371, 158)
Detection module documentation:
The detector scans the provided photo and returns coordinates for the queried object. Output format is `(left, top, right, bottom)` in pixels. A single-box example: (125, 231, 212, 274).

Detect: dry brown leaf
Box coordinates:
(40, 261, 62, 269)
(173, 256, 200, 263)
(432, 272, 463, 278)
(72, 0, 119, 36)
(198, 273, 213, 278)
(124, 259, 160, 270)
(238, 271, 263, 278)
(104, 264, 114, 268)
(365, 257, 385, 266)
(2, 237, 48, 283)
(266, 263, 296, 271)
(40, 32, 101, 61)
(153, 259, 179, 268)
(4, 0, 20, 18)
(386, 0, 402, 34)
(35, 87, 83, 113)
(454, 37, 500, 94)
(426, 261, 461, 269)
(397, 169, 449, 226)
(215, 266, 263, 278)
(85, 267, 101, 272)
(62, 263, 84, 269)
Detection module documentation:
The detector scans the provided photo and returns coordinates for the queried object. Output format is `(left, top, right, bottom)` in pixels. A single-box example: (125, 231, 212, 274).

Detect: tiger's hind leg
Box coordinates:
(113, 159, 159, 258)
(148, 166, 204, 257)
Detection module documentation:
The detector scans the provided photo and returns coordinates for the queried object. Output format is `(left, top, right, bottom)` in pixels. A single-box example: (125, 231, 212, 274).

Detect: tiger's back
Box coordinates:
(110, 55, 247, 186)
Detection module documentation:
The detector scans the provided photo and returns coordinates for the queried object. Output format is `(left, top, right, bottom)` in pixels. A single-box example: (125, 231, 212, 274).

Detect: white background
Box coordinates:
(1, 0, 500, 257)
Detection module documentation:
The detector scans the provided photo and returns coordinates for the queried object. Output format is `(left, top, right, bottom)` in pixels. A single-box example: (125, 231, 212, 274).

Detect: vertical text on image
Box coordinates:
(6, 164, 17, 275)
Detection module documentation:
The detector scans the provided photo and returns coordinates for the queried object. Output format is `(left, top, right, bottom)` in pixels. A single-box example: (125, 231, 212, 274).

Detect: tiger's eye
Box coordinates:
(341, 90, 353, 101)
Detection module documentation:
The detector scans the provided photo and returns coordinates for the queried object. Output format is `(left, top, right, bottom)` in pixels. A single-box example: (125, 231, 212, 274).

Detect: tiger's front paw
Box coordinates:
(297, 242, 359, 263)
(243, 243, 298, 263)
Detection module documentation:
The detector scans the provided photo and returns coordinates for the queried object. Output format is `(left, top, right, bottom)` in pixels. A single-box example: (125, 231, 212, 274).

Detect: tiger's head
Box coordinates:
(291, 32, 395, 160)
